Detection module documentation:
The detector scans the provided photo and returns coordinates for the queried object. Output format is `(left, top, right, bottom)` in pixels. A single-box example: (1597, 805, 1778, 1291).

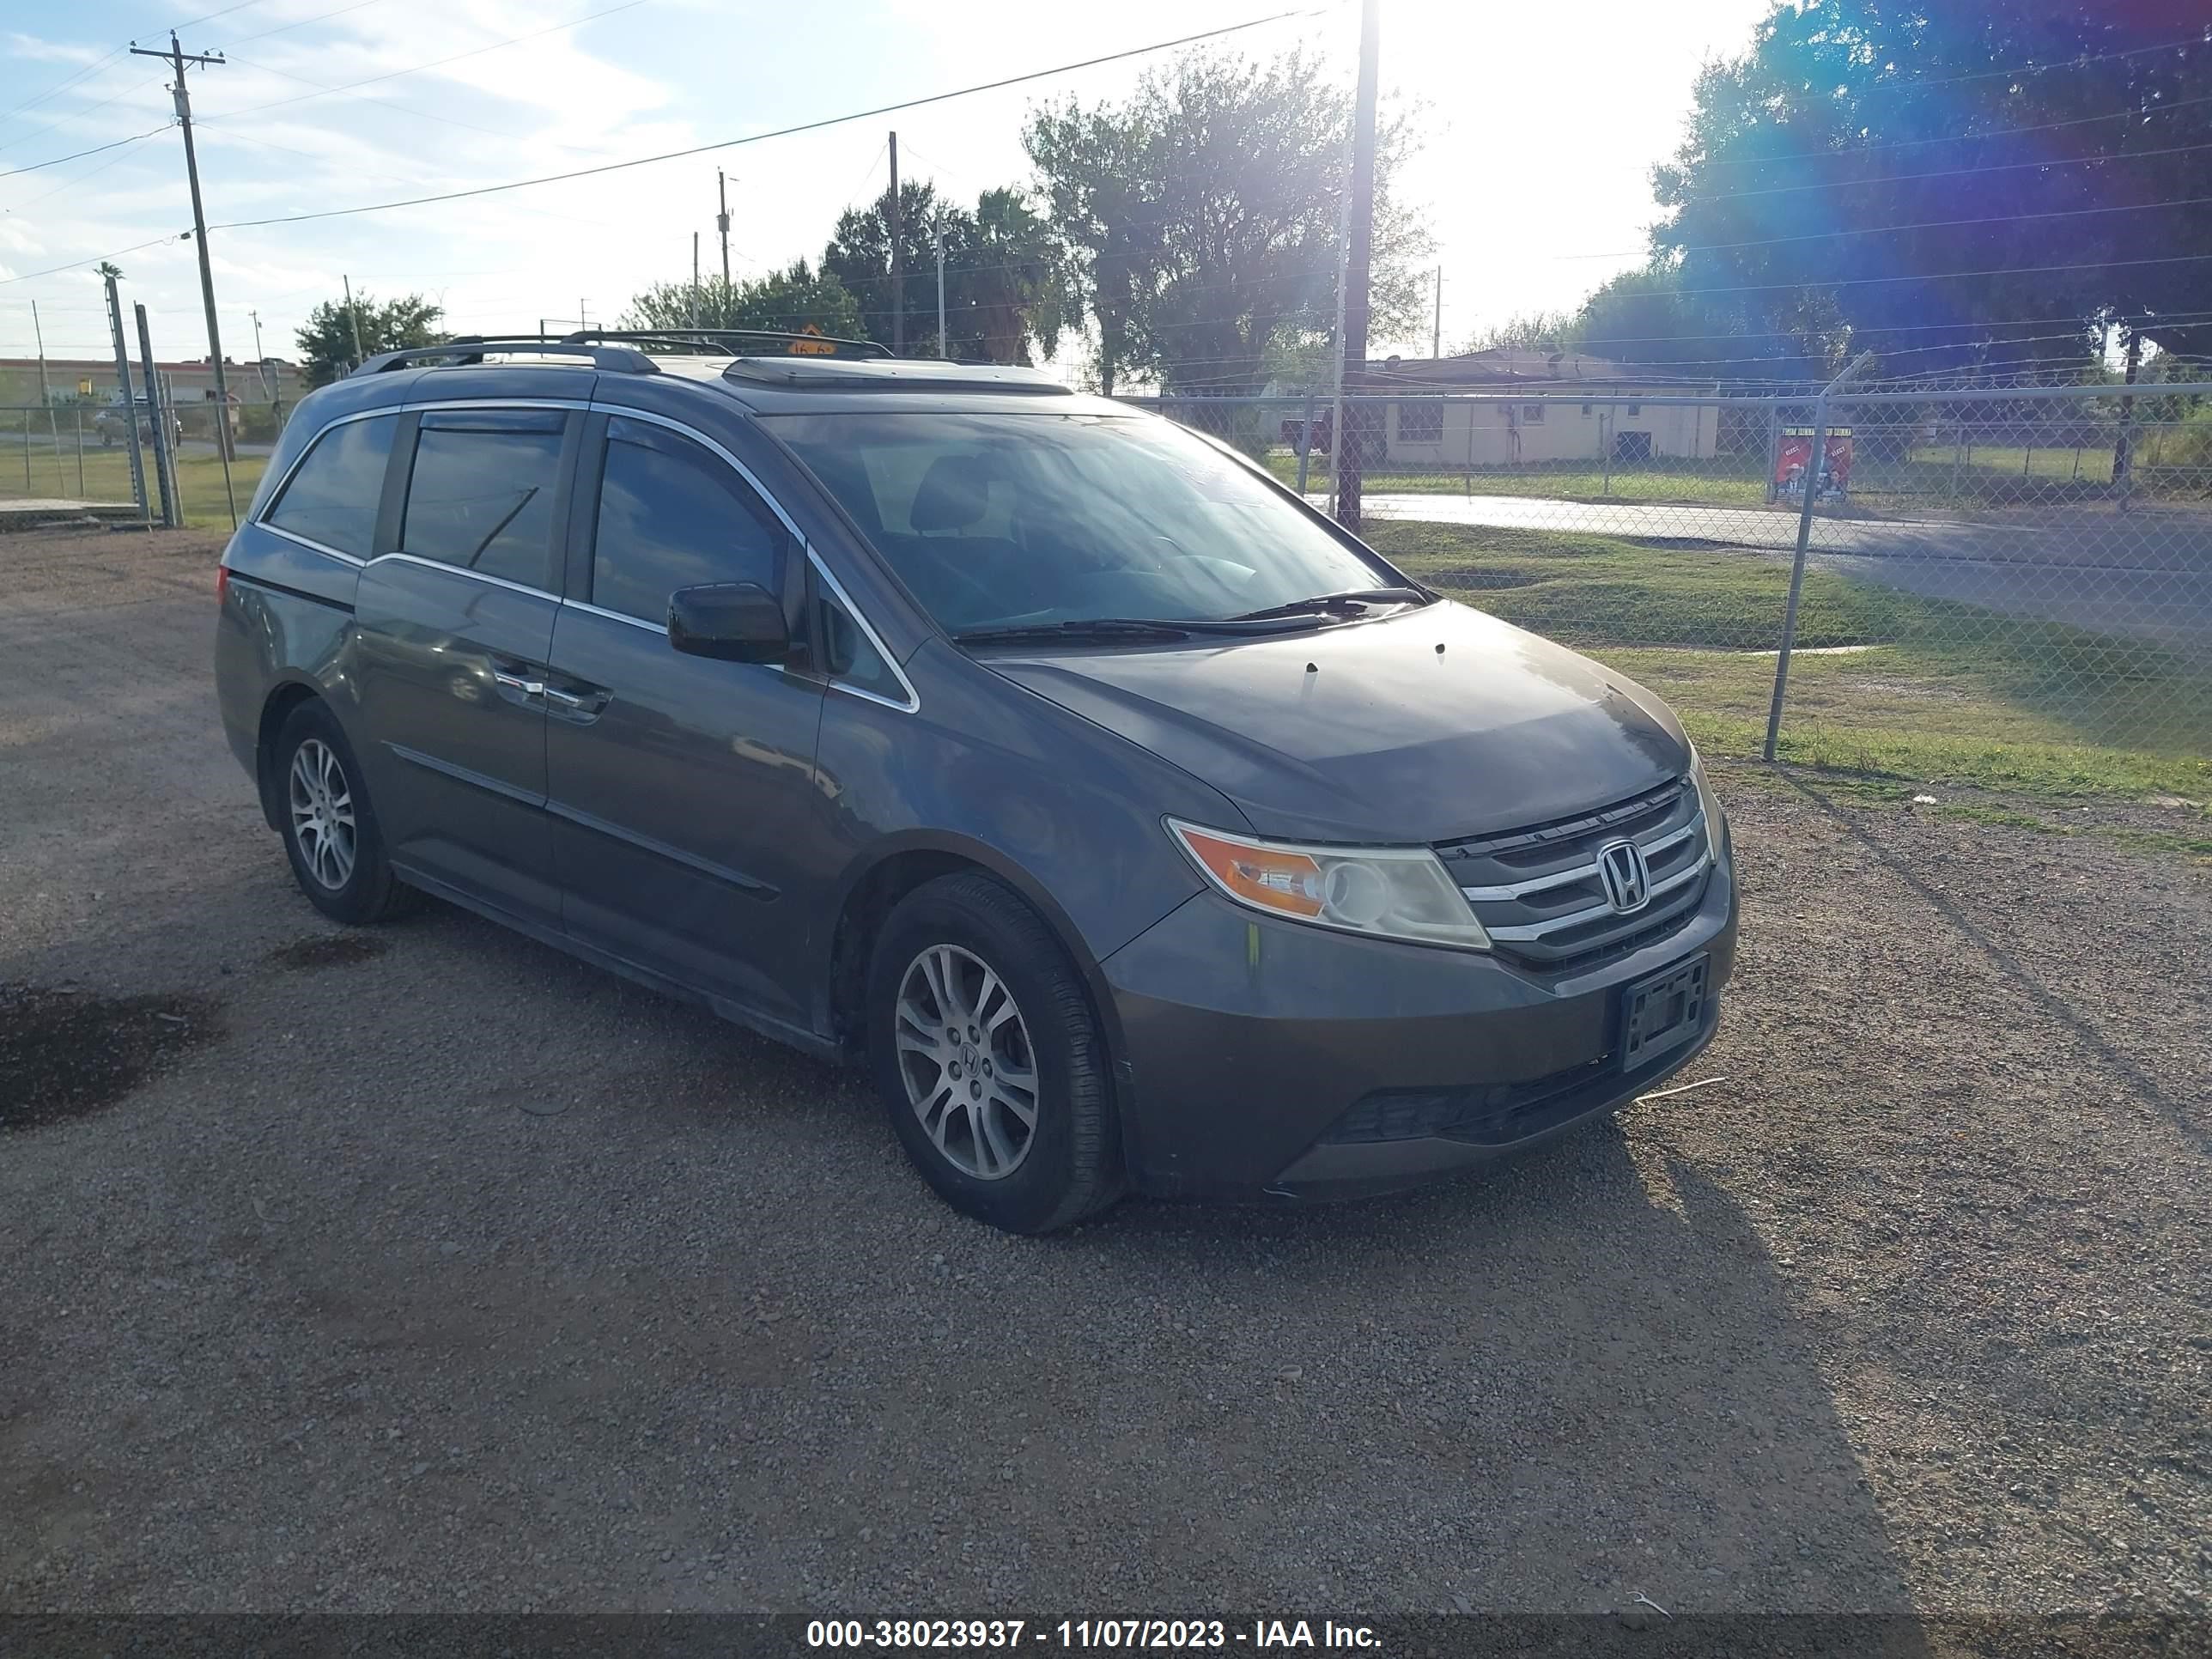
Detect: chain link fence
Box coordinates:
(0, 398, 271, 527)
(1122, 384, 2212, 797)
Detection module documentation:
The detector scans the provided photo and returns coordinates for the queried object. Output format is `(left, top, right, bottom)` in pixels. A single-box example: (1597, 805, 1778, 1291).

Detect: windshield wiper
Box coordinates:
(953, 617, 1194, 646)
(1225, 586, 1430, 623)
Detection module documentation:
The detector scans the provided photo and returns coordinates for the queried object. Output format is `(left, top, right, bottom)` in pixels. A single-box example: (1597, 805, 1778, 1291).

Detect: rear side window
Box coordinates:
(264, 413, 397, 556)
(591, 416, 787, 623)
(401, 410, 567, 589)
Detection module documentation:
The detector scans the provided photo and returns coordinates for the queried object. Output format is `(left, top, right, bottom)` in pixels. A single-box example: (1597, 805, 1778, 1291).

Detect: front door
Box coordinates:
(544, 412, 827, 1026)
(350, 405, 576, 927)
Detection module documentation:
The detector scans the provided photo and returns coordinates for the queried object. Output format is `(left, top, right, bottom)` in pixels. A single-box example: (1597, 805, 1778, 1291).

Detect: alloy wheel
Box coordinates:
(288, 737, 357, 890)
(894, 944, 1040, 1180)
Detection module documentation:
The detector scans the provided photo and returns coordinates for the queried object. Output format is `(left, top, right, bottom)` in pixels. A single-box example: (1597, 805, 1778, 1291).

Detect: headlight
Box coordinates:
(1167, 819, 1491, 951)
(1689, 746, 1726, 836)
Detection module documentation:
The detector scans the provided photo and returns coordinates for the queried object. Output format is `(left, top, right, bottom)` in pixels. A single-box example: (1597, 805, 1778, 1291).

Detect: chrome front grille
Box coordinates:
(1436, 778, 1712, 968)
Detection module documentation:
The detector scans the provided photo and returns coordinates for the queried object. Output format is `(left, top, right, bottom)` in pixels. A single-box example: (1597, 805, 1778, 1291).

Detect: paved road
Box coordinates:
(1328, 493, 2212, 659)
(3, 529, 2207, 1617)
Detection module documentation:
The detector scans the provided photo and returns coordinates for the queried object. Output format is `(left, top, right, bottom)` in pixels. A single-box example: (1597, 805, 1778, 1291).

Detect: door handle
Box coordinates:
(543, 682, 611, 721)
(492, 669, 546, 697)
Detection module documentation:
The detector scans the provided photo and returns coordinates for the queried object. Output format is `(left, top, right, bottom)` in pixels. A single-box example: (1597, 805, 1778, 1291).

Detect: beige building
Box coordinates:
(1367, 349, 1722, 467)
(0, 356, 304, 408)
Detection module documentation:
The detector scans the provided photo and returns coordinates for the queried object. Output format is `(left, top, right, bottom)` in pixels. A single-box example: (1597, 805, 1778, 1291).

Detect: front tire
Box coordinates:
(272, 700, 416, 924)
(867, 873, 1122, 1234)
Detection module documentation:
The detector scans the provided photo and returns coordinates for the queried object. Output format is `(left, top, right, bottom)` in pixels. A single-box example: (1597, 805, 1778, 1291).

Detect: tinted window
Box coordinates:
(591, 416, 785, 623)
(265, 413, 396, 556)
(822, 596, 908, 704)
(765, 411, 1390, 636)
(401, 411, 566, 588)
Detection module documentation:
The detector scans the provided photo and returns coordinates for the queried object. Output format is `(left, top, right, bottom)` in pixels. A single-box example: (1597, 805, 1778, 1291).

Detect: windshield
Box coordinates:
(763, 410, 1401, 637)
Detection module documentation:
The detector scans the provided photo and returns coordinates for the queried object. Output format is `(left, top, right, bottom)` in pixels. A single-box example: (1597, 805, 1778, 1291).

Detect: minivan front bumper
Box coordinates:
(1100, 825, 1737, 1200)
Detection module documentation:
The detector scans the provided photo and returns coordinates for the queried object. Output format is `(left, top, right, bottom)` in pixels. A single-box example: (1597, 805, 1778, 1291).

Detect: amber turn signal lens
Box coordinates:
(1172, 824, 1324, 918)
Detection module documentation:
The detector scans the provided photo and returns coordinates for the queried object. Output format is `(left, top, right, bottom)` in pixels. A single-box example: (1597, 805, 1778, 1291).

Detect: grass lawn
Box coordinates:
(1, 439, 267, 531)
(1264, 450, 1773, 506)
(1362, 520, 2212, 802)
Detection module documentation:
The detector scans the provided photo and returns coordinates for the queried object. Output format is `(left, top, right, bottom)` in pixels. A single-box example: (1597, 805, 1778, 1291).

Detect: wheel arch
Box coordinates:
(822, 833, 1133, 1132)
(252, 677, 331, 831)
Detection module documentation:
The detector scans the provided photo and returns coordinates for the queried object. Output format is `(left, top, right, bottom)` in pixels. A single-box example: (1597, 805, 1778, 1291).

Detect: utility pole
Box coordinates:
(1334, 0, 1381, 531)
(692, 231, 702, 326)
(135, 302, 179, 528)
(887, 131, 903, 355)
(935, 221, 948, 360)
(251, 306, 280, 423)
(32, 299, 64, 483)
(2112, 321, 2142, 501)
(130, 30, 235, 529)
(1431, 266, 1442, 359)
(102, 270, 150, 523)
(342, 274, 366, 367)
(32, 300, 51, 406)
(716, 170, 732, 289)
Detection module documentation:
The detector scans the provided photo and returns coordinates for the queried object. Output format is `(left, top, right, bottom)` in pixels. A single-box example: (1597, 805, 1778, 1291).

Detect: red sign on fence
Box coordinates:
(1776, 431, 1853, 501)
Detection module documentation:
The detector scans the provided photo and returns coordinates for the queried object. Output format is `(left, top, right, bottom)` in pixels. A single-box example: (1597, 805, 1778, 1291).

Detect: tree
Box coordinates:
(1650, 4, 2212, 378)
(621, 259, 862, 338)
(1025, 47, 1429, 393)
(295, 292, 445, 386)
(822, 182, 1063, 362)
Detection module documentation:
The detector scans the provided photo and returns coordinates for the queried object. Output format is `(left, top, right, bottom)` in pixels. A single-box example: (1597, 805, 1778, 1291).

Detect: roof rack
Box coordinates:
(562, 326, 894, 361)
(354, 337, 659, 375)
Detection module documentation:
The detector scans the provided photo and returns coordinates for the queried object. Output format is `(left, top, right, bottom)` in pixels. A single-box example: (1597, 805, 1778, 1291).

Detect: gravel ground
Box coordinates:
(2, 528, 2206, 1619)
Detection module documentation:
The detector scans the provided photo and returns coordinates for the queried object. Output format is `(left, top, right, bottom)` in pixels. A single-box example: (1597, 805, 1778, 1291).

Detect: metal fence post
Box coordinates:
(74, 410, 85, 497)
(1294, 388, 1316, 496)
(1765, 352, 1875, 763)
(1763, 403, 1782, 504)
(1601, 400, 1613, 496)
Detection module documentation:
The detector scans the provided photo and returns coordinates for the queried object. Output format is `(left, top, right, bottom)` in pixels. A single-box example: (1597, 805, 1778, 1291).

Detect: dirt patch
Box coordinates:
(268, 933, 391, 971)
(1430, 565, 1541, 590)
(0, 983, 221, 1134)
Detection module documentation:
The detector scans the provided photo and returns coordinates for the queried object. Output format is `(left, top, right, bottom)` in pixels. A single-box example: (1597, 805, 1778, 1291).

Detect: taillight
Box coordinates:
(216, 564, 229, 605)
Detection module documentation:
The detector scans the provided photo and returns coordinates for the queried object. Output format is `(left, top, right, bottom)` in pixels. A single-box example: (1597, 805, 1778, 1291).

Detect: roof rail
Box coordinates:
(562, 326, 894, 361)
(352, 337, 659, 375)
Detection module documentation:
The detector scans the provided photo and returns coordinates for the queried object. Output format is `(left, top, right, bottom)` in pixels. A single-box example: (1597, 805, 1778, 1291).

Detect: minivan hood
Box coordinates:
(985, 600, 1690, 844)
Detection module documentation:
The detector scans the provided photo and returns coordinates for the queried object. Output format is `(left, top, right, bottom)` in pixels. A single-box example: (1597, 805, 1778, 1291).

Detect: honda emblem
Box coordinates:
(1596, 840, 1650, 914)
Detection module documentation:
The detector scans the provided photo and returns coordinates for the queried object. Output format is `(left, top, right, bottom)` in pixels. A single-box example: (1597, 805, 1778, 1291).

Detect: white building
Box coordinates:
(1366, 349, 1723, 467)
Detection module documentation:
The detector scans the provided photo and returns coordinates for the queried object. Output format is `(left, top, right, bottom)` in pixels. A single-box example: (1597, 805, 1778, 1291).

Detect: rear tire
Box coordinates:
(866, 873, 1122, 1234)
(271, 700, 417, 925)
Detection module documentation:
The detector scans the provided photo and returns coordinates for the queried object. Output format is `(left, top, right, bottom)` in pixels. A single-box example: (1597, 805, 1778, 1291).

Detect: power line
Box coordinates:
(1686, 88, 2212, 171)
(199, 0, 652, 123)
(0, 234, 187, 289)
(210, 52, 606, 149)
(4, 128, 171, 214)
(1563, 189, 2212, 262)
(202, 4, 1331, 232)
(212, 0, 392, 50)
(1680, 139, 2212, 207)
(0, 125, 173, 182)
(1861, 31, 2211, 93)
(0, 46, 131, 128)
(0, 72, 169, 156)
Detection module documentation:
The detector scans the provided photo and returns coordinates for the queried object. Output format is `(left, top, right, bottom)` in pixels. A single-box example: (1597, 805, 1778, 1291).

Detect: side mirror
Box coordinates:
(667, 581, 789, 664)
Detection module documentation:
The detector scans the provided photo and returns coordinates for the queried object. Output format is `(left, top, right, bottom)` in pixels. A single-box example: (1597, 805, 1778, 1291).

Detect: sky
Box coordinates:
(0, 0, 1775, 380)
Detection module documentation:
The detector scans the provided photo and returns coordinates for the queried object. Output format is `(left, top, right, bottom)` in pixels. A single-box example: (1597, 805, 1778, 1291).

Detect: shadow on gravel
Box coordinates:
(268, 933, 392, 970)
(0, 981, 221, 1134)
(1073, 1121, 1923, 1612)
(1778, 771, 2207, 1158)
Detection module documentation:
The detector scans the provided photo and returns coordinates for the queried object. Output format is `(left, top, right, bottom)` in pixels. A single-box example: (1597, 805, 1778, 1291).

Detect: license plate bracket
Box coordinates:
(1620, 953, 1710, 1071)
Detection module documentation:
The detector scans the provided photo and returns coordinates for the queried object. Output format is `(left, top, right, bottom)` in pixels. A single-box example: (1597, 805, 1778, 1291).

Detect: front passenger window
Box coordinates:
(592, 416, 787, 623)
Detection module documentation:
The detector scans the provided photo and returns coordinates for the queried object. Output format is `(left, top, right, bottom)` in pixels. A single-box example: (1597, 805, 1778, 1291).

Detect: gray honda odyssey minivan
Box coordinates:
(215, 331, 1736, 1233)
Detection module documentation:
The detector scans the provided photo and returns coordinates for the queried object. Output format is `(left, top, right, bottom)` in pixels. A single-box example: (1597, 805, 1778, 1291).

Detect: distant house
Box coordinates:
(1362, 348, 1722, 467)
(0, 356, 304, 409)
